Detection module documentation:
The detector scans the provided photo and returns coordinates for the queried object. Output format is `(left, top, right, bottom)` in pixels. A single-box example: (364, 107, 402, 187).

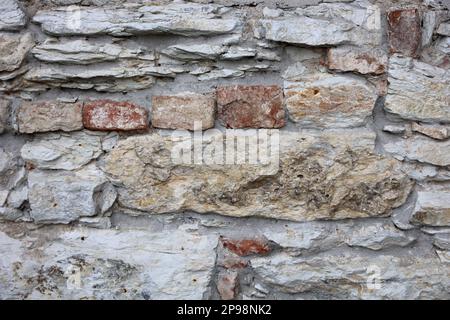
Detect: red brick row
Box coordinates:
(17, 85, 286, 133)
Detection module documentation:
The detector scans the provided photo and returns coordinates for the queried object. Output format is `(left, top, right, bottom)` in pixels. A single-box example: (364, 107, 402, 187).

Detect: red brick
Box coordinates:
(387, 8, 421, 57)
(217, 85, 285, 129)
(221, 237, 271, 256)
(83, 100, 148, 131)
(17, 101, 83, 134)
(151, 93, 215, 131)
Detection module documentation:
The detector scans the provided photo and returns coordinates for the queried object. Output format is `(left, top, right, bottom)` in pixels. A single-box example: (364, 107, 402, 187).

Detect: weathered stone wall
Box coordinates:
(0, 0, 449, 299)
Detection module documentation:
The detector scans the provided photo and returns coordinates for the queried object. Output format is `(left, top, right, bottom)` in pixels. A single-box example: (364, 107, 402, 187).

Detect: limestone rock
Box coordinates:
(259, 220, 414, 253)
(83, 100, 149, 131)
(32, 39, 155, 65)
(251, 251, 450, 299)
(433, 233, 450, 250)
(0, 207, 22, 221)
(151, 93, 215, 131)
(256, 48, 281, 61)
(47, 0, 137, 5)
(327, 46, 387, 75)
(412, 190, 450, 227)
(217, 85, 285, 129)
(221, 47, 256, 60)
(23, 63, 168, 92)
(33, 3, 241, 37)
(385, 55, 450, 123)
(421, 10, 450, 47)
(436, 250, 450, 263)
(78, 217, 112, 229)
(0, 32, 33, 73)
(383, 125, 406, 134)
(387, 8, 421, 57)
(21, 131, 103, 170)
(6, 185, 27, 208)
(17, 101, 83, 134)
(422, 11, 437, 48)
(28, 164, 117, 224)
(198, 69, 244, 81)
(0, 0, 27, 31)
(341, 221, 415, 250)
(103, 129, 412, 222)
(0, 147, 26, 193)
(412, 123, 449, 140)
(0, 227, 217, 299)
(424, 0, 450, 10)
(437, 22, 450, 36)
(0, 99, 9, 134)
(261, 1, 381, 47)
(285, 73, 377, 128)
(282, 62, 308, 81)
(436, 37, 450, 55)
(384, 136, 450, 166)
(162, 44, 225, 61)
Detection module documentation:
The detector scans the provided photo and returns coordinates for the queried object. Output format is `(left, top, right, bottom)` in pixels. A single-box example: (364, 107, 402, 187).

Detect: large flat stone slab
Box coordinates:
(33, 3, 241, 37)
(103, 129, 412, 222)
(251, 250, 450, 299)
(0, 226, 217, 299)
(385, 55, 450, 123)
(261, 1, 381, 47)
(28, 164, 116, 224)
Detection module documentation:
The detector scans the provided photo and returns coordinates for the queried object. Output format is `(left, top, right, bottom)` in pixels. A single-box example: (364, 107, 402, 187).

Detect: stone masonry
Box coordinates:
(0, 0, 449, 300)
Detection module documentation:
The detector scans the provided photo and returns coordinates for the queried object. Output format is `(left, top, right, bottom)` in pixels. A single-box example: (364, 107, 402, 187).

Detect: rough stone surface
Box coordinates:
(21, 132, 103, 170)
(251, 251, 450, 299)
(198, 69, 245, 81)
(32, 39, 155, 65)
(103, 130, 412, 221)
(387, 8, 422, 57)
(17, 101, 83, 134)
(0, 0, 27, 31)
(24, 64, 160, 92)
(83, 100, 148, 131)
(383, 125, 406, 134)
(33, 3, 241, 37)
(151, 93, 215, 131)
(341, 221, 415, 250)
(411, 123, 449, 140)
(412, 190, 450, 227)
(257, 219, 416, 253)
(0, 32, 33, 73)
(437, 23, 450, 36)
(261, 1, 381, 47)
(162, 44, 225, 61)
(0, 99, 9, 134)
(0, 146, 26, 221)
(385, 55, 450, 123)
(1, 0, 450, 301)
(0, 226, 217, 299)
(285, 73, 377, 128)
(327, 46, 387, 75)
(217, 85, 285, 129)
(28, 164, 117, 224)
(384, 136, 450, 167)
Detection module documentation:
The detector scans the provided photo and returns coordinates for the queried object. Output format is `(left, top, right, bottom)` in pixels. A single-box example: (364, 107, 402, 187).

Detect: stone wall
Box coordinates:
(0, 0, 449, 299)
